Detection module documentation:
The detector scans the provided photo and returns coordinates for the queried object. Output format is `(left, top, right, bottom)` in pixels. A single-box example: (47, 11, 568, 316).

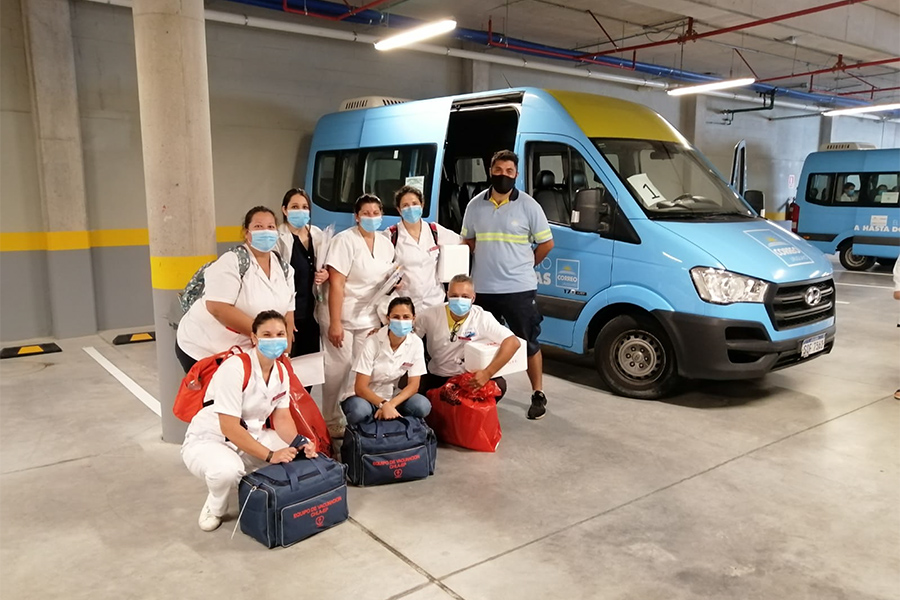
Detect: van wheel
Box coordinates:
(838, 243, 875, 271)
(595, 314, 679, 400)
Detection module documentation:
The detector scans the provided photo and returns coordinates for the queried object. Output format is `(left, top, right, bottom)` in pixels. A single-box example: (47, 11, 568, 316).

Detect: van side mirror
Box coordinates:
(571, 188, 612, 233)
(744, 189, 764, 215)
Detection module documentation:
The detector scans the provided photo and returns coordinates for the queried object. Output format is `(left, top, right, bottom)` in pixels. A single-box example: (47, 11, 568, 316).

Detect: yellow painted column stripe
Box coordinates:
(46, 231, 91, 251)
(150, 255, 215, 290)
(0, 226, 244, 251)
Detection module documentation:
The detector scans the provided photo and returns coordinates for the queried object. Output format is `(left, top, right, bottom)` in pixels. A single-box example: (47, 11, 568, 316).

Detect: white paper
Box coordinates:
(870, 215, 888, 228)
(290, 352, 325, 386)
(627, 173, 667, 205)
(405, 176, 425, 192)
(879, 191, 899, 204)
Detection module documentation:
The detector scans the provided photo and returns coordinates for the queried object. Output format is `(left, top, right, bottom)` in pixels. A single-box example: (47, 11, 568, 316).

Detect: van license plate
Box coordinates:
(800, 333, 826, 358)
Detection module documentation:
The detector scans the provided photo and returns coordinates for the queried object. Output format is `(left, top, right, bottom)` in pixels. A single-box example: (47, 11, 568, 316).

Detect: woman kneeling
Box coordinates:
(182, 310, 317, 532)
(341, 297, 431, 425)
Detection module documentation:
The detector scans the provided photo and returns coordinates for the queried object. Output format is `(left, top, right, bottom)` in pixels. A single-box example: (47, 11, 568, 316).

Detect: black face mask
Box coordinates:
(490, 174, 516, 195)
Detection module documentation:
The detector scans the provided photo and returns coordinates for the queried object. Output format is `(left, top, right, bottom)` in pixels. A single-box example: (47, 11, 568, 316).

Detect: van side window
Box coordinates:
(806, 174, 833, 204)
(867, 173, 899, 204)
(526, 142, 603, 226)
(313, 144, 437, 215)
(835, 174, 862, 204)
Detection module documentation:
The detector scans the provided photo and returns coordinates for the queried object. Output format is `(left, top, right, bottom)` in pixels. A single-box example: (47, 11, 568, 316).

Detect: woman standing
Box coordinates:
(322, 194, 395, 436)
(181, 310, 317, 532)
(387, 186, 462, 311)
(175, 207, 295, 373)
(276, 188, 329, 357)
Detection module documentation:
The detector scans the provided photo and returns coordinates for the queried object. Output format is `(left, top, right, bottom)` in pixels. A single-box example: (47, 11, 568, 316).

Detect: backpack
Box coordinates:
(388, 222, 438, 247)
(178, 245, 290, 314)
(173, 347, 285, 423)
(277, 356, 333, 458)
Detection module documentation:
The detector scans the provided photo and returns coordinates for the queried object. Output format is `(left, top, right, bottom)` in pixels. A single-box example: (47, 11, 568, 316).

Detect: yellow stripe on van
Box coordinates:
(150, 255, 216, 290)
(547, 90, 687, 143)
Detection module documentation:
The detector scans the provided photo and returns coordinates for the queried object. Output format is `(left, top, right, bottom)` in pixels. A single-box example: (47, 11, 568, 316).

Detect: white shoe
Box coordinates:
(198, 499, 222, 532)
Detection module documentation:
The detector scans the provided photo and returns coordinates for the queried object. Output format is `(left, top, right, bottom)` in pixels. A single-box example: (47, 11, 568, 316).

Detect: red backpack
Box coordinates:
(174, 347, 256, 422)
(277, 356, 334, 458)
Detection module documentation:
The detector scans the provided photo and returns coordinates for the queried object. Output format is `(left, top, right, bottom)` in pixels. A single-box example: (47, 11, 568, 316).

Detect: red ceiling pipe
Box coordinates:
(282, 0, 394, 21)
(836, 86, 900, 97)
(758, 55, 900, 83)
(578, 0, 871, 59)
(487, 19, 636, 71)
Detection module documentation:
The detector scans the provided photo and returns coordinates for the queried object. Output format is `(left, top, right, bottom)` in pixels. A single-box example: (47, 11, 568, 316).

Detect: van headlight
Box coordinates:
(690, 267, 769, 304)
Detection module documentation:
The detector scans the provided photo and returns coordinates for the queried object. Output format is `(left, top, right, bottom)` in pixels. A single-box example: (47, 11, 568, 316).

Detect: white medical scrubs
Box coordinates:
(181, 352, 291, 517)
(176, 245, 296, 360)
(321, 227, 395, 427)
(385, 222, 460, 312)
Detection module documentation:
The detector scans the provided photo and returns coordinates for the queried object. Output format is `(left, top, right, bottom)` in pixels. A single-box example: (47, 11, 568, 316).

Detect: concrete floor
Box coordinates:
(2, 259, 898, 600)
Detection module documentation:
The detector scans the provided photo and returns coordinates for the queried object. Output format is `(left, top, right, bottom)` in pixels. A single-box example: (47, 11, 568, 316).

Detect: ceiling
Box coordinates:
(317, 0, 900, 102)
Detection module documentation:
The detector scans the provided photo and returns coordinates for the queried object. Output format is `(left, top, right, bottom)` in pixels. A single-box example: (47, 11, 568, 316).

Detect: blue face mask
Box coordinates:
(359, 216, 382, 232)
(388, 319, 414, 337)
(448, 297, 472, 317)
(250, 230, 278, 252)
(400, 205, 423, 224)
(286, 209, 310, 229)
(256, 337, 287, 359)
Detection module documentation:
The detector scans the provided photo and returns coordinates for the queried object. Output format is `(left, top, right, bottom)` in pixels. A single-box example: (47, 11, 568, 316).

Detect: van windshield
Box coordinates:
(592, 138, 755, 219)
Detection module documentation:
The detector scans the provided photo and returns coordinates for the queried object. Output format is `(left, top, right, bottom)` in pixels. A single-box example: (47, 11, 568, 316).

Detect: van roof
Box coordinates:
(546, 90, 684, 143)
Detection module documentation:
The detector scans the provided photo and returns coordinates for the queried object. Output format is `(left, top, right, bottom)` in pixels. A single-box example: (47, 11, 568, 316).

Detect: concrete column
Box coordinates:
(819, 115, 833, 149)
(21, 0, 98, 338)
(464, 59, 491, 93)
(132, 0, 217, 442)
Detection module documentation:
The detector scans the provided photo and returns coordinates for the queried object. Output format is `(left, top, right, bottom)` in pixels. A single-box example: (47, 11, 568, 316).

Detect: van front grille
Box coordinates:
(767, 278, 835, 331)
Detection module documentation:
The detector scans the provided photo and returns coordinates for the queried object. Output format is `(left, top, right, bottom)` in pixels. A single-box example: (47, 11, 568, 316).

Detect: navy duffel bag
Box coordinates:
(238, 440, 349, 548)
(341, 416, 437, 486)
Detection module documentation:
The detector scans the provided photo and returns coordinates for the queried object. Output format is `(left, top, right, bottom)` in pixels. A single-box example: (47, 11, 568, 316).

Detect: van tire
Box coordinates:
(595, 314, 679, 400)
(838, 243, 875, 271)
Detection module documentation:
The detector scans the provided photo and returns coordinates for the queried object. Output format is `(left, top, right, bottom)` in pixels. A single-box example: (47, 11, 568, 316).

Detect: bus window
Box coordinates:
(836, 174, 861, 203)
(806, 174, 833, 204)
(869, 173, 899, 204)
(313, 144, 436, 214)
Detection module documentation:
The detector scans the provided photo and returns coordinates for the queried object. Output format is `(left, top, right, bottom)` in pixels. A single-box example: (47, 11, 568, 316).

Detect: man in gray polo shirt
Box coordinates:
(461, 150, 555, 420)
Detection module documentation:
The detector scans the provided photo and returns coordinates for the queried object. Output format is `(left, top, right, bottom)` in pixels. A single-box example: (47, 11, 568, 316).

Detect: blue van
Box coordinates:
(306, 88, 836, 399)
(791, 144, 900, 271)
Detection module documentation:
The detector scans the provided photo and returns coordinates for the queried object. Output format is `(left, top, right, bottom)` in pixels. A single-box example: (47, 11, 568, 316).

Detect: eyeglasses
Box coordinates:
(450, 320, 463, 342)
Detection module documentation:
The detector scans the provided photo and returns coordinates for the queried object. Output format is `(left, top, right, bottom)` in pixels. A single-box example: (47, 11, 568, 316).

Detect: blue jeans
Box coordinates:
(341, 394, 432, 425)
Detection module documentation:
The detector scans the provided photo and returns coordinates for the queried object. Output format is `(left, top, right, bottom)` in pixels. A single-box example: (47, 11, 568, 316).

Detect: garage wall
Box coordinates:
(0, 0, 52, 341)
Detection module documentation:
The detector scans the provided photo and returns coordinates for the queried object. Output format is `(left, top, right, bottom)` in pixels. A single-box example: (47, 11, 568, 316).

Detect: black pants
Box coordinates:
(475, 290, 542, 356)
(419, 373, 507, 402)
(175, 341, 197, 374)
(291, 314, 321, 358)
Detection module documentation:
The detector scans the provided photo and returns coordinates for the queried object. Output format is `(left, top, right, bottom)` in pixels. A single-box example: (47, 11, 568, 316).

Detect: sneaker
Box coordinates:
(527, 391, 547, 420)
(198, 498, 222, 532)
(894, 389, 900, 400)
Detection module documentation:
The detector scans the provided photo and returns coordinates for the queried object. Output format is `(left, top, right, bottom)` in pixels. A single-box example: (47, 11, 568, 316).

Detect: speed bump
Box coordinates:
(112, 331, 156, 345)
(0, 343, 62, 359)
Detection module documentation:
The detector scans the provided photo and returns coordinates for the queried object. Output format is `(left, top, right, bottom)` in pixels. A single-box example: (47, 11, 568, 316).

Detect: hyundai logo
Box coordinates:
(804, 286, 822, 307)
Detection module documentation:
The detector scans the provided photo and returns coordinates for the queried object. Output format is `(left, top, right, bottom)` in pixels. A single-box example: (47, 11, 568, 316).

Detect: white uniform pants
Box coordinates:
(321, 327, 370, 427)
(182, 429, 288, 517)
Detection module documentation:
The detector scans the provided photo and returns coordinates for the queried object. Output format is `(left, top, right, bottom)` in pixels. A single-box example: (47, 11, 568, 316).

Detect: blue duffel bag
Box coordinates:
(341, 416, 437, 486)
(237, 438, 349, 548)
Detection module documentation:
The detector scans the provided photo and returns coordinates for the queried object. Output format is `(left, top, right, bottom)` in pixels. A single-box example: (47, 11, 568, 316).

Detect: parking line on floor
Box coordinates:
(835, 300, 851, 304)
(83, 346, 161, 417)
(835, 282, 893, 290)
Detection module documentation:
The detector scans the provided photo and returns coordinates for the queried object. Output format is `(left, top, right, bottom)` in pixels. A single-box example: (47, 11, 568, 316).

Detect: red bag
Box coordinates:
(425, 373, 502, 452)
(277, 356, 333, 458)
(174, 347, 251, 422)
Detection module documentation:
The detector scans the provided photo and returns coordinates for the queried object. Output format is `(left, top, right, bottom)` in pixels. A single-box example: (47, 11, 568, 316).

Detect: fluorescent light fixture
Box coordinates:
(667, 77, 756, 96)
(823, 103, 900, 117)
(374, 19, 457, 51)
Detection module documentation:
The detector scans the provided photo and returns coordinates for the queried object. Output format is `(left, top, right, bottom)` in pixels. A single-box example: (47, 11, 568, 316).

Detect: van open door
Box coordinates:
(732, 139, 765, 216)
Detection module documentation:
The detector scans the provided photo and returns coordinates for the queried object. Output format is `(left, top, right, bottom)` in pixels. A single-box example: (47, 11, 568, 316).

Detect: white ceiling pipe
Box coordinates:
(83, 0, 897, 121)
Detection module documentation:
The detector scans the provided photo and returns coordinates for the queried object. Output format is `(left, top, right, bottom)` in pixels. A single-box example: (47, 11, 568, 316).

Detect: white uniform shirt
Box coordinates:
(341, 327, 427, 402)
(385, 222, 461, 312)
(415, 304, 514, 377)
(176, 246, 296, 360)
(326, 227, 395, 330)
(184, 351, 290, 444)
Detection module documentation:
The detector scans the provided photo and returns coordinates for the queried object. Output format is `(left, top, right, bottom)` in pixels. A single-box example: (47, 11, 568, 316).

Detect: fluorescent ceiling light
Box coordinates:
(374, 19, 457, 51)
(667, 77, 756, 96)
(823, 103, 900, 117)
